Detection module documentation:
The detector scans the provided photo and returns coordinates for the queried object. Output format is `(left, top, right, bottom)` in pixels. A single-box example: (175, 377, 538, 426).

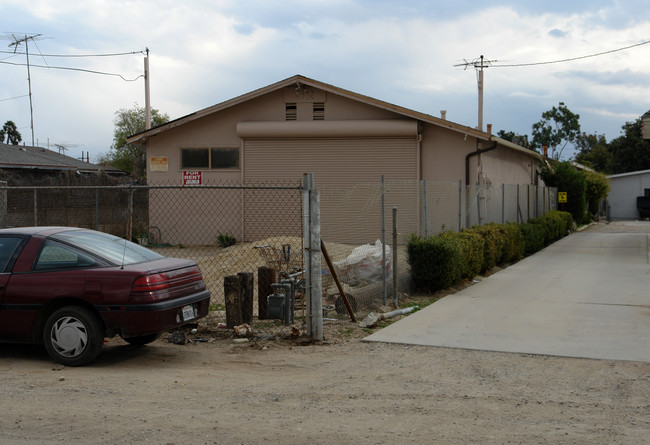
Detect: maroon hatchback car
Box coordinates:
(0, 227, 210, 366)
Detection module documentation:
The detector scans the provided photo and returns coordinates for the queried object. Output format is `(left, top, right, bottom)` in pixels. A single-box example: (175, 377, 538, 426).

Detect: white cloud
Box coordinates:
(1, 0, 649, 160)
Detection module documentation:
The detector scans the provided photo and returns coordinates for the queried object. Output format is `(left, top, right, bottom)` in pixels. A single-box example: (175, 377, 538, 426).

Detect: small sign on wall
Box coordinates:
(150, 156, 168, 172)
(183, 170, 202, 186)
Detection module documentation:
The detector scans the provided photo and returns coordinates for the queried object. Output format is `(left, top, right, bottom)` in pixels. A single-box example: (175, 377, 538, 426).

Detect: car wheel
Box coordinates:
(123, 332, 162, 346)
(43, 306, 104, 367)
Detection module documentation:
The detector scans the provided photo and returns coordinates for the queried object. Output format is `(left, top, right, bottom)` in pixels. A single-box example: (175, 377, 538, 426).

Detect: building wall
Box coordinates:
(419, 125, 475, 183)
(144, 83, 542, 244)
(607, 171, 650, 220)
(480, 147, 537, 186)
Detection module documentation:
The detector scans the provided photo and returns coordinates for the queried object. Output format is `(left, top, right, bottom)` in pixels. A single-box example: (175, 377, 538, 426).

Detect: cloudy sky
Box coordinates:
(1, 0, 649, 162)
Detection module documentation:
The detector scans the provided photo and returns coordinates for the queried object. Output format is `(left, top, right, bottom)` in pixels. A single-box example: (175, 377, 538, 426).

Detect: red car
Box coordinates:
(0, 227, 210, 366)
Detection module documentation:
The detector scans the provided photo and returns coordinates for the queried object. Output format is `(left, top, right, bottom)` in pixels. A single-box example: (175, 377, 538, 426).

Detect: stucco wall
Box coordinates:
(607, 171, 650, 220)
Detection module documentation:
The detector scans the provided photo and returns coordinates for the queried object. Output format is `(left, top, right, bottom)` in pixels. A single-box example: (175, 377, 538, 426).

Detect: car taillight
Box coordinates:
(132, 273, 170, 292)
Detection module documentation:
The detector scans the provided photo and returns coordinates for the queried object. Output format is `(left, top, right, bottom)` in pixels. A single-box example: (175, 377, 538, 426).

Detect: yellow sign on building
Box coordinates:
(558, 192, 567, 203)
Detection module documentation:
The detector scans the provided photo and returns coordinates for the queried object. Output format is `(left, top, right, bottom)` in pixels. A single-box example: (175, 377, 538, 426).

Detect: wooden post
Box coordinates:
(224, 275, 241, 329)
(238, 272, 253, 324)
(257, 267, 275, 320)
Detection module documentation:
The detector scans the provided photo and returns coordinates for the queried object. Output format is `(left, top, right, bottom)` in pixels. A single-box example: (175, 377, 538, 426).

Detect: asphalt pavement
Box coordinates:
(365, 221, 650, 362)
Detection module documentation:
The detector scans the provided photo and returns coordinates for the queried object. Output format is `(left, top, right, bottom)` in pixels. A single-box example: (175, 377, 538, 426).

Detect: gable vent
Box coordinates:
(285, 103, 297, 121)
(313, 102, 325, 120)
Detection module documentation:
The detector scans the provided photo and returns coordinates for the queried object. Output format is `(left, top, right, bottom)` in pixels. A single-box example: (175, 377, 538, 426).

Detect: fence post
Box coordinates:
(238, 272, 253, 324)
(501, 183, 505, 224)
(392, 207, 398, 308)
(476, 183, 482, 226)
(303, 173, 322, 341)
(0, 181, 6, 229)
(33, 189, 37, 226)
(516, 184, 521, 223)
(127, 187, 134, 241)
(224, 275, 241, 329)
(381, 175, 387, 306)
(526, 184, 530, 222)
(458, 180, 462, 232)
(95, 188, 99, 230)
(257, 266, 274, 320)
(422, 179, 428, 237)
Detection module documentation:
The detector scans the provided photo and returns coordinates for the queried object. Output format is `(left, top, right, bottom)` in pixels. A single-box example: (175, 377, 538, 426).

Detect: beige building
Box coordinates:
(128, 75, 544, 244)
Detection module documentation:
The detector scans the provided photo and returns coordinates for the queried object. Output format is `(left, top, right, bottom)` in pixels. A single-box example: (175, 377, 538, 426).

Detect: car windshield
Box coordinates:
(51, 230, 165, 265)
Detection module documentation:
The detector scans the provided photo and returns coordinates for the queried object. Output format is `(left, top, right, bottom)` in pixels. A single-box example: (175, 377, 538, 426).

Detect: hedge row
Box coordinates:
(407, 210, 574, 292)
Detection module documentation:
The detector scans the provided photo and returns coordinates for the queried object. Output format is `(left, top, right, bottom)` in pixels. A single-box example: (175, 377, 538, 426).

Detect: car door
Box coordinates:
(0, 236, 29, 340)
(1, 238, 108, 342)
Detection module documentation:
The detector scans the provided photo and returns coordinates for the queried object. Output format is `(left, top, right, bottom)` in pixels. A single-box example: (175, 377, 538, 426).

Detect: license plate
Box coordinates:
(182, 304, 195, 321)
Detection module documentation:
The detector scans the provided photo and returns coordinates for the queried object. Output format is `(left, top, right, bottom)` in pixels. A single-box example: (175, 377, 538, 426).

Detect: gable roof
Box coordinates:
(128, 74, 491, 143)
(127, 74, 542, 162)
(0, 142, 123, 174)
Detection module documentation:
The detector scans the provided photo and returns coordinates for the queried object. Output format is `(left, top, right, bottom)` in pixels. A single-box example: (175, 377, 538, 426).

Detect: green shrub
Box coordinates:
(496, 223, 524, 263)
(407, 234, 462, 292)
(464, 224, 506, 273)
(441, 231, 483, 280)
(519, 222, 545, 254)
(407, 211, 573, 292)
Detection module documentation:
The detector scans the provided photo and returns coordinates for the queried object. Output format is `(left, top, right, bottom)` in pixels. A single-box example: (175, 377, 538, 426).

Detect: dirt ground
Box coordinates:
(1, 221, 649, 444)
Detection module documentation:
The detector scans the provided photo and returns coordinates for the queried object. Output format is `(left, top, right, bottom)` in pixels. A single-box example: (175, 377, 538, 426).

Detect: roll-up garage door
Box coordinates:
(243, 138, 417, 184)
(243, 137, 418, 244)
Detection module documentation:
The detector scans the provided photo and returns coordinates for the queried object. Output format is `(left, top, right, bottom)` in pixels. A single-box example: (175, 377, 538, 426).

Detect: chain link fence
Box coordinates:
(0, 178, 557, 337)
(1, 181, 305, 339)
(319, 179, 557, 321)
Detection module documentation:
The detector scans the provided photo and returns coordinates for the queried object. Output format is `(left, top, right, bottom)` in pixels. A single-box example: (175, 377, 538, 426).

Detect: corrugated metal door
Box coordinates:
(243, 137, 418, 243)
(243, 138, 417, 183)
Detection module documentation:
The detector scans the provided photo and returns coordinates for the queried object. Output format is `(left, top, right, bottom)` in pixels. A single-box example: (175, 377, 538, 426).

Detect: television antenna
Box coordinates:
(52, 141, 80, 155)
(454, 55, 497, 131)
(7, 33, 44, 147)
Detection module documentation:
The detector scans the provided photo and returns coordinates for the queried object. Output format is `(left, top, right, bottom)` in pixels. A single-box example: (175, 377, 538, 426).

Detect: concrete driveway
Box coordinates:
(365, 221, 650, 362)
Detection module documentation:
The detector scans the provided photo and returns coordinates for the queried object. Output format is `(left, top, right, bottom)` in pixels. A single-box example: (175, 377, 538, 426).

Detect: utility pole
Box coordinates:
(454, 55, 496, 132)
(9, 33, 42, 147)
(144, 48, 151, 130)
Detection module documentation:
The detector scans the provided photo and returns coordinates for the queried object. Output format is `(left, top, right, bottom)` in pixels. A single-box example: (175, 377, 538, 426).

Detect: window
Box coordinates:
(181, 148, 209, 169)
(180, 148, 239, 169)
(34, 240, 103, 271)
(286, 103, 297, 120)
(210, 148, 239, 169)
(0, 237, 23, 272)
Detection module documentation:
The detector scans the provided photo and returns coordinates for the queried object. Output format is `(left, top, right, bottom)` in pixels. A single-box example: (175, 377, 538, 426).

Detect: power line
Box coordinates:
(0, 59, 144, 81)
(492, 39, 650, 68)
(0, 94, 29, 102)
(0, 49, 145, 58)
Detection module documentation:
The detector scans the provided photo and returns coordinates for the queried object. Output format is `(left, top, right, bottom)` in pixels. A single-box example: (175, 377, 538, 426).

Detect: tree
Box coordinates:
(584, 170, 610, 216)
(607, 119, 650, 174)
(573, 132, 612, 173)
(539, 161, 586, 223)
(496, 130, 531, 149)
(531, 102, 581, 160)
(101, 105, 169, 177)
(0, 120, 22, 145)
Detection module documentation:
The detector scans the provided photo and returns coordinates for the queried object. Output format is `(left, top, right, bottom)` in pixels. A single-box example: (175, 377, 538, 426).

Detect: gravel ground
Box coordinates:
(0, 220, 649, 444)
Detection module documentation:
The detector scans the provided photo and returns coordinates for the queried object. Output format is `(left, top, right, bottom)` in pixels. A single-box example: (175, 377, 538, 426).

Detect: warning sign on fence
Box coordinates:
(558, 192, 567, 203)
(183, 171, 202, 186)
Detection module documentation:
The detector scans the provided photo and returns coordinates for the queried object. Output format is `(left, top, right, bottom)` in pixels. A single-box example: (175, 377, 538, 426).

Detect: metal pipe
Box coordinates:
(465, 141, 497, 186)
(381, 175, 387, 306)
(392, 207, 398, 308)
(423, 179, 428, 237)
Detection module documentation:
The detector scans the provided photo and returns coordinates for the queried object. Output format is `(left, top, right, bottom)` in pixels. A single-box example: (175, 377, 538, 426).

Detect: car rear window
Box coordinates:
(51, 230, 165, 265)
(0, 237, 23, 272)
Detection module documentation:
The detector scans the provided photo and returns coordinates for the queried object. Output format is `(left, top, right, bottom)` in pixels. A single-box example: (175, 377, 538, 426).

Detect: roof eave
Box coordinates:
(126, 74, 493, 144)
